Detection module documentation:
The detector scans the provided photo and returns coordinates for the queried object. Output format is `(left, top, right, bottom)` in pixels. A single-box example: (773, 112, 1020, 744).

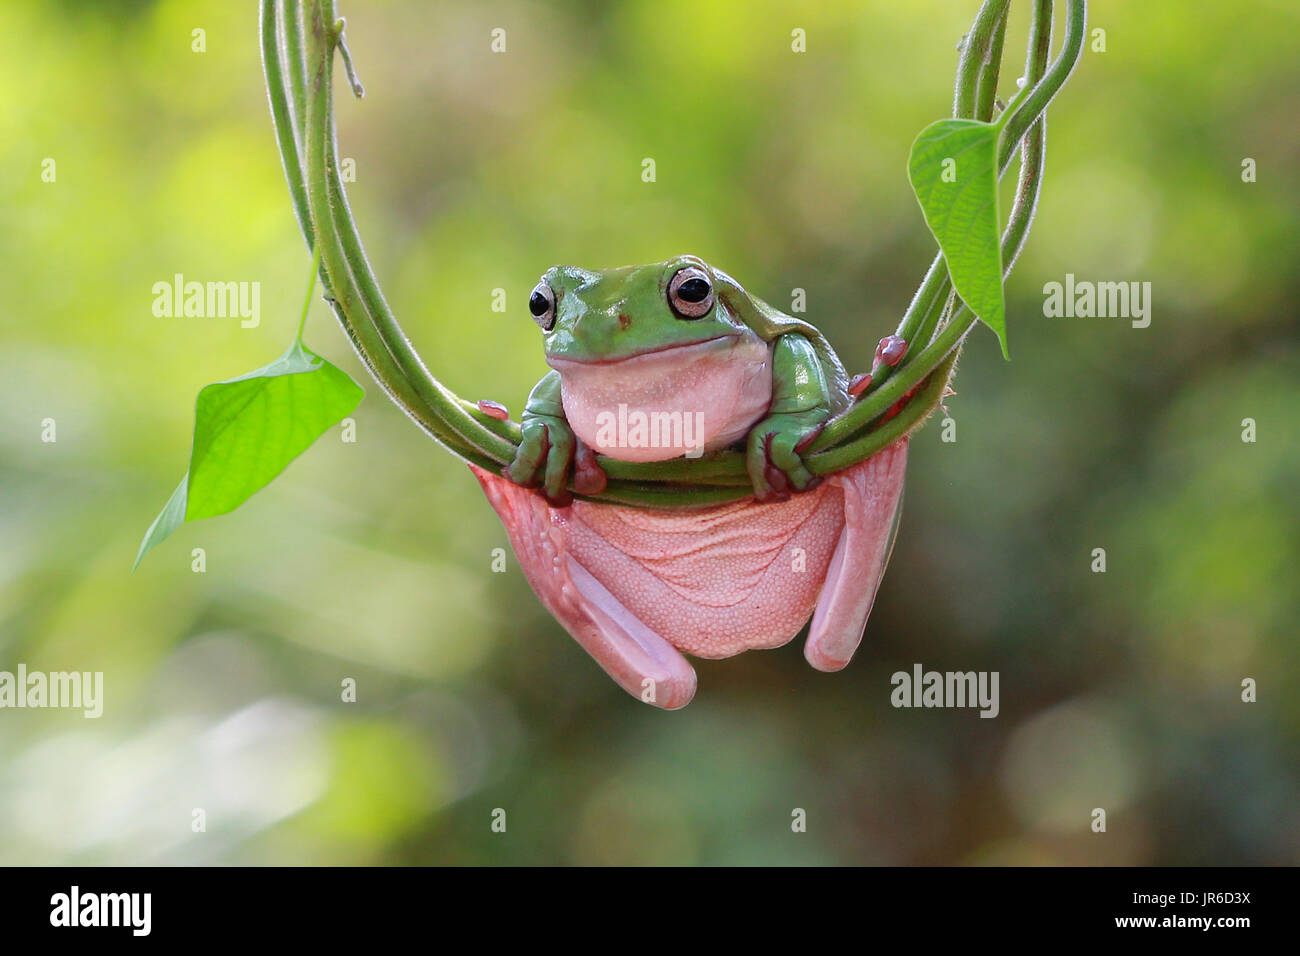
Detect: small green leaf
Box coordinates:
(186, 340, 362, 518)
(135, 340, 363, 569)
(908, 118, 1008, 357)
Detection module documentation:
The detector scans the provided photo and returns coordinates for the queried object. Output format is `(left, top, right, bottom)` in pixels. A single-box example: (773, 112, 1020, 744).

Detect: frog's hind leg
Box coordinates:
(562, 558, 698, 709)
(804, 438, 909, 672)
(471, 466, 698, 710)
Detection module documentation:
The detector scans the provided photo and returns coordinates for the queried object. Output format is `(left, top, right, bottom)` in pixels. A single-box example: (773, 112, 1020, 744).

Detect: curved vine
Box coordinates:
(258, 0, 1087, 509)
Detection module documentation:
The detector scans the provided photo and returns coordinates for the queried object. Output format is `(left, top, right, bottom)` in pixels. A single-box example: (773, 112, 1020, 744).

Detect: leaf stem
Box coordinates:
(295, 241, 323, 344)
(332, 17, 365, 97)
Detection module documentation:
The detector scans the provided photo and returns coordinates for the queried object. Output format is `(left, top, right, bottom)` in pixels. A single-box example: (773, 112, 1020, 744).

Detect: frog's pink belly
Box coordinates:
(560, 488, 842, 658)
(472, 439, 908, 708)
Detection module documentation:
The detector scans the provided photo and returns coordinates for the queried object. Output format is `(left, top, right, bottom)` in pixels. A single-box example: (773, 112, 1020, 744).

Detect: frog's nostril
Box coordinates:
(618, 313, 631, 330)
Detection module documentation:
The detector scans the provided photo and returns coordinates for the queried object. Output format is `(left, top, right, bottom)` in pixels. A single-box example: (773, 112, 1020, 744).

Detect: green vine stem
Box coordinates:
(864, 0, 1012, 400)
(261, 1, 489, 469)
(810, 0, 1082, 456)
(258, 0, 1086, 508)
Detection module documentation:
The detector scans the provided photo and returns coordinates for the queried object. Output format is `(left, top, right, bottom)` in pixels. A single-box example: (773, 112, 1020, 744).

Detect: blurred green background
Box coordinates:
(1, 0, 1297, 865)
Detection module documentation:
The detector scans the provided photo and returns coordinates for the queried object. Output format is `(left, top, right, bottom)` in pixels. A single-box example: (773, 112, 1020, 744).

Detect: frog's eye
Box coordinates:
(529, 282, 556, 331)
(668, 267, 714, 319)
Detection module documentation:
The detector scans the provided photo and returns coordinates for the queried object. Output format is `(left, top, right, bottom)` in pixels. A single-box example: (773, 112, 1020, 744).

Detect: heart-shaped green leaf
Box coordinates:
(135, 340, 363, 569)
(908, 118, 1007, 358)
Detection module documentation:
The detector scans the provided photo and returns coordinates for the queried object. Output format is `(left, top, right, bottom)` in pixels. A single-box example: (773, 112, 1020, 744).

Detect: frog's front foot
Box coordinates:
(505, 415, 607, 505)
(505, 414, 575, 505)
(745, 412, 827, 502)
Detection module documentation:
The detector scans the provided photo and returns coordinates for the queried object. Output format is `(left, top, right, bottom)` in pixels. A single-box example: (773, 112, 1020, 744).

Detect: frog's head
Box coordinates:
(526, 255, 774, 462)
(530, 254, 749, 364)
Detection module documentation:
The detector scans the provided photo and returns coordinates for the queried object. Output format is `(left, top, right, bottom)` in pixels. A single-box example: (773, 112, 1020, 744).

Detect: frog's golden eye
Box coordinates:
(668, 267, 714, 319)
(529, 282, 556, 331)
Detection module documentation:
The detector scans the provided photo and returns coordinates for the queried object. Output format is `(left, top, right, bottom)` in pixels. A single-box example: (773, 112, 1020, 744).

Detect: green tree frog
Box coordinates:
(473, 255, 908, 709)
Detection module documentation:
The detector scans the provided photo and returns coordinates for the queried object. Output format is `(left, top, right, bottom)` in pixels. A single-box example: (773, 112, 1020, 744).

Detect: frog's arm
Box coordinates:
(505, 370, 575, 502)
(505, 370, 607, 504)
(745, 334, 833, 501)
(713, 269, 850, 413)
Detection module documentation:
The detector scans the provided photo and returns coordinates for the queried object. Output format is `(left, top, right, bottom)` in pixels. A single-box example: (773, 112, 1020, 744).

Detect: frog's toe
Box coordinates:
(572, 441, 608, 496)
(505, 422, 547, 486)
(766, 431, 819, 492)
(503, 455, 536, 487)
(746, 432, 782, 501)
(748, 429, 817, 501)
(541, 424, 575, 503)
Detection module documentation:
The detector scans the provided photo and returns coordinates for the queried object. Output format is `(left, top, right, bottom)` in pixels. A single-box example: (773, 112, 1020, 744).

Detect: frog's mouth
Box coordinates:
(545, 334, 734, 369)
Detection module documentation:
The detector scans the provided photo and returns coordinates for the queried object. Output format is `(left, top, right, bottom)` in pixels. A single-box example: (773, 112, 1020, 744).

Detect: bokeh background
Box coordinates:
(1, 0, 1296, 865)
